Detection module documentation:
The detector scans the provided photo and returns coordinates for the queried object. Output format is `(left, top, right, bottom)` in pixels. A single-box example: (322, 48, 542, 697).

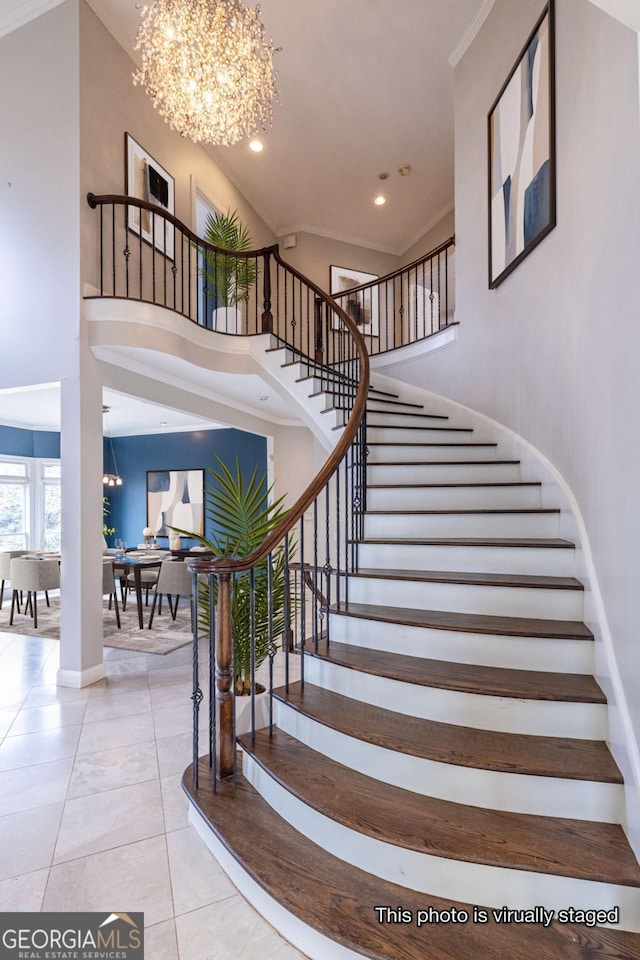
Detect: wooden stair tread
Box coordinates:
(367, 481, 541, 489)
(294, 375, 398, 399)
(307, 639, 604, 703)
(364, 396, 427, 410)
(346, 567, 583, 590)
(357, 537, 575, 549)
(366, 440, 498, 446)
(240, 729, 638, 885)
(274, 683, 621, 782)
(368, 459, 520, 465)
(368, 423, 473, 431)
(184, 765, 640, 959)
(364, 507, 560, 515)
(332, 600, 594, 640)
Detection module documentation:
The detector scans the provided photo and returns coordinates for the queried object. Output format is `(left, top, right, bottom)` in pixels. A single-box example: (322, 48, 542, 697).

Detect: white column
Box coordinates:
(57, 352, 105, 688)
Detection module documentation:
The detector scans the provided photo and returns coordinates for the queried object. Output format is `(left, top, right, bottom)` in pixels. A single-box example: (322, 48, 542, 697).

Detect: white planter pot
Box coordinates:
(213, 306, 242, 334)
(235, 689, 270, 736)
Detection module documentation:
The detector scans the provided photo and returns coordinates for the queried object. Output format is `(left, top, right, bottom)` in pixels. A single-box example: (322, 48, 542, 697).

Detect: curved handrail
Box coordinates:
(334, 235, 455, 297)
(87, 192, 279, 261)
(189, 246, 370, 576)
(331, 235, 456, 357)
(86, 192, 370, 578)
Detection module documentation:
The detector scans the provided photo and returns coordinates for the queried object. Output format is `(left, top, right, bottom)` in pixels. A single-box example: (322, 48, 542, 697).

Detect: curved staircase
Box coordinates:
(185, 377, 640, 959)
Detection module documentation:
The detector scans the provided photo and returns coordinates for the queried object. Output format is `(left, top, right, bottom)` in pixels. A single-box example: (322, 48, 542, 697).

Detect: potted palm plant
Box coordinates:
(172, 456, 292, 731)
(201, 209, 258, 334)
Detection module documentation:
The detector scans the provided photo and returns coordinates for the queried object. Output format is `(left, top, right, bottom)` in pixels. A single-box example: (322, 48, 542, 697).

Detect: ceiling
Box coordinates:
(84, 0, 490, 255)
(0, 0, 491, 436)
(0, 384, 224, 436)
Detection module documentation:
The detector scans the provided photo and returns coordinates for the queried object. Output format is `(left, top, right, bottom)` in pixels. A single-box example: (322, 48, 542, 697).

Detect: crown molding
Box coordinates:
(0, 0, 66, 39)
(448, 0, 496, 68)
(399, 200, 455, 257)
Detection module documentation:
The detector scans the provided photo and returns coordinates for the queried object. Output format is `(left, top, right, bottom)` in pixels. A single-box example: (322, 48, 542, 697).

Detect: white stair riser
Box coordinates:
(366, 485, 540, 511)
(357, 542, 575, 577)
(367, 462, 522, 483)
(275, 701, 623, 821)
(347, 576, 583, 620)
(369, 427, 478, 444)
(364, 511, 560, 538)
(244, 754, 640, 932)
(368, 444, 499, 463)
(328, 613, 594, 674)
(304, 657, 605, 739)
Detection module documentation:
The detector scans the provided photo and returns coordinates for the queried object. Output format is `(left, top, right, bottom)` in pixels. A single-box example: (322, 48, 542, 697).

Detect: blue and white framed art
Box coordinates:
(488, 1, 556, 289)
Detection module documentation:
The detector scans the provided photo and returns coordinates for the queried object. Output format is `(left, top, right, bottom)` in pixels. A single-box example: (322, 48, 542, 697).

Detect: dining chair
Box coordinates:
(120, 566, 159, 610)
(0, 550, 29, 610)
(9, 557, 60, 629)
(148, 559, 194, 629)
(102, 559, 121, 629)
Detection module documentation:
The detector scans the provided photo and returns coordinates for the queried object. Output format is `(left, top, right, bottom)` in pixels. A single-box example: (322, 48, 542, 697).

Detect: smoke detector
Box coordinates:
(398, 164, 412, 177)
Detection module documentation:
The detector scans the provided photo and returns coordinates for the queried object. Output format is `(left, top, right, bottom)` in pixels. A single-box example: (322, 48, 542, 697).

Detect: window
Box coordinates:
(0, 456, 61, 551)
(40, 461, 61, 551)
(0, 458, 29, 549)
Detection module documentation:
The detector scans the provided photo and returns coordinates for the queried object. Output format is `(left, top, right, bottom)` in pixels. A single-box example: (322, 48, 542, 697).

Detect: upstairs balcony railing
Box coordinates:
(331, 236, 455, 357)
(87, 193, 370, 788)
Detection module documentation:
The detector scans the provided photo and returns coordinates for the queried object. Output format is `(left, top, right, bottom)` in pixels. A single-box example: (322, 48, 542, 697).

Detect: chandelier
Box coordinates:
(102, 407, 123, 488)
(133, 0, 278, 146)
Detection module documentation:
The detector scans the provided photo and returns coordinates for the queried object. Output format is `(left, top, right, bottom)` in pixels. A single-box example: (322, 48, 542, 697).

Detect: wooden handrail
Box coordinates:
(87, 192, 279, 261)
(332, 235, 455, 297)
(86, 194, 370, 554)
(188, 245, 370, 577)
(88, 191, 370, 783)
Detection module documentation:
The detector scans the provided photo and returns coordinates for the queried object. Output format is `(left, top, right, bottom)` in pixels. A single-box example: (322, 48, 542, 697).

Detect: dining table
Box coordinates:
(112, 553, 167, 629)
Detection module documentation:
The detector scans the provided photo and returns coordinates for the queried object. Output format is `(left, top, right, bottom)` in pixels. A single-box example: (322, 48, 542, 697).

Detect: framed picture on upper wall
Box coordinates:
(488, 0, 556, 288)
(330, 265, 379, 336)
(125, 132, 175, 259)
(146, 469, 204, 538)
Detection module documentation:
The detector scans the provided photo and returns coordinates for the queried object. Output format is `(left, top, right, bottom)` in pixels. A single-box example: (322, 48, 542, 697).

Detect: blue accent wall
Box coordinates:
(0, 425, 60, 458)
(104, 428, 267, 548)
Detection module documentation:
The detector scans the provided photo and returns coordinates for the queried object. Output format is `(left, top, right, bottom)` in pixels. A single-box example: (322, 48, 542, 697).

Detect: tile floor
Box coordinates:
(0, 629, 306, 959)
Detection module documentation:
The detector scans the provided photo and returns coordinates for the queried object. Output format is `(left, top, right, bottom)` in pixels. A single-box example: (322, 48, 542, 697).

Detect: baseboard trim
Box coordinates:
(57, 663, 106, 688)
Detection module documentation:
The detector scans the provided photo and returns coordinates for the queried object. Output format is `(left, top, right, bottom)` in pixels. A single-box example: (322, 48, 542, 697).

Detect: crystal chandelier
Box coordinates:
(133, 0, 278, 146)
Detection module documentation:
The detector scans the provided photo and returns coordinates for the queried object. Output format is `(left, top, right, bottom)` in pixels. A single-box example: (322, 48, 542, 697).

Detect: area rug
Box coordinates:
(0, 596, 197, 655)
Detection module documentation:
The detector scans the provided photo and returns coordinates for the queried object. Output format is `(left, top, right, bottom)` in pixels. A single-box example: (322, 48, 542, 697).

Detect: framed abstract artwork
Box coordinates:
(147, 469, 204, 537)
(125, 132, 175, 259)
(488, 1, 556, 288)
(330, 265, 379, 336)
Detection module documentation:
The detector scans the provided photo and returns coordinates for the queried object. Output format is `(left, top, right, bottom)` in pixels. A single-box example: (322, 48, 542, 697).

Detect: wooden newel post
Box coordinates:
(215, 571, 235, 779)
(261, 250, 273, 333)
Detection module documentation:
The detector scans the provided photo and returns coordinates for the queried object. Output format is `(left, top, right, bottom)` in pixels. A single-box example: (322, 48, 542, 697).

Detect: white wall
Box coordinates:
(276, 230, 399, 294)
(78, 1, 276, 293)
(0, 0, 80, 388)
(391, 0, 640, 847)
(401, 208, 455, 266)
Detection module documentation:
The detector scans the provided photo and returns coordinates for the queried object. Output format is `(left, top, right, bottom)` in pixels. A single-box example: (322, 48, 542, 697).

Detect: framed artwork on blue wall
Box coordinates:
(488, 0, 556, 288)
(147, 469, 204, 537)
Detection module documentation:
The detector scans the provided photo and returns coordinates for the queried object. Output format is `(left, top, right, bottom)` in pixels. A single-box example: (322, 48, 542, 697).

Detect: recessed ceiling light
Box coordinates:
(159, 420, 168, 426)
(249, 139, 264, 152)
(374, 195, 386, 206)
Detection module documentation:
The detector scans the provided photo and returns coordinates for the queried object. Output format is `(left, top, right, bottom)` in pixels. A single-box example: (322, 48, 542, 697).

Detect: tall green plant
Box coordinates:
(201, 209, 259, 308)
(172, 457, 292, 695)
